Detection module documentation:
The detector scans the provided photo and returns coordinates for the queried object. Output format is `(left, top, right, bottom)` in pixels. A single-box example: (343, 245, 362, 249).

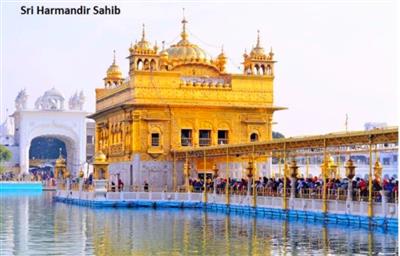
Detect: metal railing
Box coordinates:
(199, 138, 211, 147)
(181, 138, 192, 147)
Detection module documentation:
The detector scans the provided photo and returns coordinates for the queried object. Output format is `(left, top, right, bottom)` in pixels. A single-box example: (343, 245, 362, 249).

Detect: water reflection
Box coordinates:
(0, 192, 398, 255)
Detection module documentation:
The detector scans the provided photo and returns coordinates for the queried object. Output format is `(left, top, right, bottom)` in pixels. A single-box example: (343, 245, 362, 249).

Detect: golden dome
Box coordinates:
(55, 157, 65, 166)
(165, 17, 213, 64)
(217, 46, 227, 60)
(55, 149, 66, 166)
(94, 151, 107, 163)
(131, 24, 153, 52)
(249, 30, 266, 58)
(106, 51, 123, 80)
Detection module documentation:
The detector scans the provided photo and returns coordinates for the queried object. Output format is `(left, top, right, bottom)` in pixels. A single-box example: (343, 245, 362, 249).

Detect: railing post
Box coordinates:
(252, 145, 257, 208)
(282, 143, 287, 210)
(173, 151, 177, 192)
(322, 139, 328, 213)
(203, 150, 208, 204)
(226, 148, 230, 205)
(184, 152, 190, 192)
(368, 136, 374, 218)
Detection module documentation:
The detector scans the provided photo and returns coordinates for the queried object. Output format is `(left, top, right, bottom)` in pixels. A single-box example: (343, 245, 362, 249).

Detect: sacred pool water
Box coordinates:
(0, 192, 397, 255)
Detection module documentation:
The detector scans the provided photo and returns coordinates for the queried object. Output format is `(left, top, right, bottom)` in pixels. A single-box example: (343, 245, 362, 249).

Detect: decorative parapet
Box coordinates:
(180, 76, 231, 89)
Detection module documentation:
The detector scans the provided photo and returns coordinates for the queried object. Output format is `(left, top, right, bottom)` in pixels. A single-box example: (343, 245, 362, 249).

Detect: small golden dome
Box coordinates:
(55, 157, 65, 166)
(374, 160, 382, 170)
(133, 24, 152, 52)
(250, 30, 266, 58)
(217, 46, 227, 60)
(160, 41, 169, 59)
(106, 51, 123, 80)
(94, 151, 107, 163)
(55, 149, 66, 166)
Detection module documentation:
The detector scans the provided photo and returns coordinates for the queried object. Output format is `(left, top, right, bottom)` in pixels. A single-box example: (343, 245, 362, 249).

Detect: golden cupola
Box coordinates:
(215, 46, 227, 73)
(104, 50, 124, 88)
(243, 30, 275, 76)
(130, 24, 156, 54)
(128, 24, 160, 74)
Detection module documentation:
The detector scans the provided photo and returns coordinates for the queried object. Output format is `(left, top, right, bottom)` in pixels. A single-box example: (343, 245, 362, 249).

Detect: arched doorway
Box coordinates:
(19, 122, 86, 177)
(13, 87, 88, 177)
(28, 136, 67, 179)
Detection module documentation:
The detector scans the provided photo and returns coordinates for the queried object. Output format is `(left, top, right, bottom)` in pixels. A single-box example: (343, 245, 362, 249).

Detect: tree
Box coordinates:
(272, 131, 285, 139)
(0, 145, 12, 174)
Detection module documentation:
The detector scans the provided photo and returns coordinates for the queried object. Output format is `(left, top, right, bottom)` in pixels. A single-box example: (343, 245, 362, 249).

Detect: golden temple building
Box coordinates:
(90, 16, 285, 189)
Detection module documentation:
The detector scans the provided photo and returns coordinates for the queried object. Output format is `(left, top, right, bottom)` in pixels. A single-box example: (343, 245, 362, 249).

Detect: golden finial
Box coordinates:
(59, 147, 62, 158)
(162, 40, 165, 50)
(112, 50, 116, 64)
(141, 23, 146, 41)
(154, 41, 158, 51)
(181, 8, 188, 40)
(256, 30, 261, 48)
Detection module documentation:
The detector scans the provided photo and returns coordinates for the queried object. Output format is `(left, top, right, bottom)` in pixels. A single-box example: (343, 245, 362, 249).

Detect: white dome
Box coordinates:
(44, 87, 64, 99)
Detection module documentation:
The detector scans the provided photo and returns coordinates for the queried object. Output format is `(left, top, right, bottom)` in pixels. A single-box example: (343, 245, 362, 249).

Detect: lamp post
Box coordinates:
(289, 159, 299, 199)
(246, 160, 254, 197)
(320, 150, 334, 213)
(345, 158, 356, 205)
(246, 160, 258, 207)
(212, 164, 219, 195)
(374, 159, 384, 204)
(54, 149, 67, 190)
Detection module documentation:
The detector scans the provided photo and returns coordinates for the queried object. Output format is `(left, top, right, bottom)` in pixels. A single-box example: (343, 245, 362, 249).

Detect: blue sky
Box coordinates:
(1, 1, 397, 136)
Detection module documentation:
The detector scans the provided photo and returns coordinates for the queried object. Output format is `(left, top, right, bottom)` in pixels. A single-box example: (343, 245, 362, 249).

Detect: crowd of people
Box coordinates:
(188, 175, 398, 202)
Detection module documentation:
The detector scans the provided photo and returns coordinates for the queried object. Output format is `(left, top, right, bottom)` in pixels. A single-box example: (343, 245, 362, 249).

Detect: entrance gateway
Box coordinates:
(10, 88, 88, 176)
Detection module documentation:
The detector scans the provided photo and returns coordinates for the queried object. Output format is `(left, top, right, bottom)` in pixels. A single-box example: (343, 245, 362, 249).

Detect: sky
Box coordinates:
(0, 1, 398, 137)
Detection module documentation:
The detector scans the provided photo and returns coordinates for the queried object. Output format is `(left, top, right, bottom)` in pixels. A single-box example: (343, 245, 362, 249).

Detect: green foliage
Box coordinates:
(0, 145, 12, 174)
(272, 131, 285, 139)
(0, 145, 12, 162)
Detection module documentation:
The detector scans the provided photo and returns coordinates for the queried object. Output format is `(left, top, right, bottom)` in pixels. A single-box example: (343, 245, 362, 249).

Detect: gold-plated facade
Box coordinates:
(90, 16, 282, 181)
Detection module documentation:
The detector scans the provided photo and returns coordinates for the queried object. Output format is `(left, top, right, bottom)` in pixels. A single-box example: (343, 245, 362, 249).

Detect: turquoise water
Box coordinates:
(0, 182, 42, 191)
(0, 192, 398, 255)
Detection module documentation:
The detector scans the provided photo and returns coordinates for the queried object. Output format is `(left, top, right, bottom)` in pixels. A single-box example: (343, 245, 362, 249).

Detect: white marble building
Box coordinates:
(1, 88, 88, 175)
